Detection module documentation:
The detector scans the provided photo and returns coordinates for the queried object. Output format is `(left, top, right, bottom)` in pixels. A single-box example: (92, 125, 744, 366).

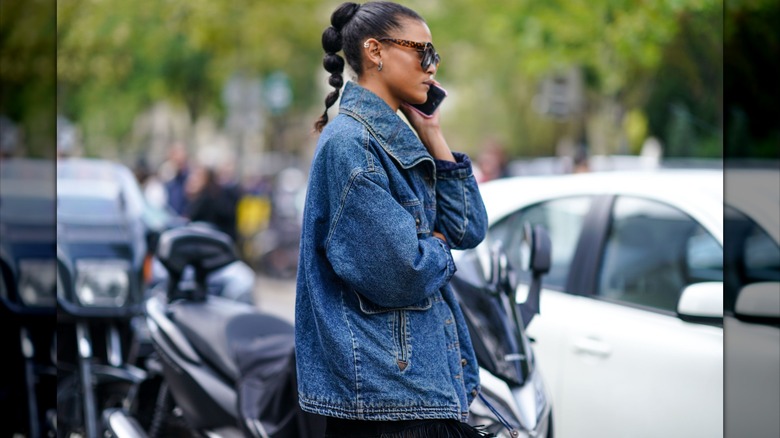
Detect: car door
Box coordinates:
(552, 195, 723, 438)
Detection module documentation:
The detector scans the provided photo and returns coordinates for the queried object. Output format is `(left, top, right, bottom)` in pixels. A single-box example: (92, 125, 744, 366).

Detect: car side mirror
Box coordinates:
(677, 282, 723, 321)
(734, 282, 780, 322)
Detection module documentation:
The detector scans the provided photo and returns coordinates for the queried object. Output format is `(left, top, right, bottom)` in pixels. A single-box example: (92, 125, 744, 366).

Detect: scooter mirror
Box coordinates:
(522, 223, 551, 275)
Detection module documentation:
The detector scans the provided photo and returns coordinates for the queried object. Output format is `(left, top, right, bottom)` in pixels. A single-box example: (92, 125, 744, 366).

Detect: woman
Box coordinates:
(296, 2, 492, 436)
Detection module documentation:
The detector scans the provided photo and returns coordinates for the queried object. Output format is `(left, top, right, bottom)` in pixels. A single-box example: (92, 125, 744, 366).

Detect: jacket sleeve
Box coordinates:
(434, 152, 488, 250)
(325, 169, 456, 308)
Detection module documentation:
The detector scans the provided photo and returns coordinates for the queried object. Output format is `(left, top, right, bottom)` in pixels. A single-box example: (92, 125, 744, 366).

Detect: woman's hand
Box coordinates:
(432, 231, 447, 243)
(399, 82, 455, 163)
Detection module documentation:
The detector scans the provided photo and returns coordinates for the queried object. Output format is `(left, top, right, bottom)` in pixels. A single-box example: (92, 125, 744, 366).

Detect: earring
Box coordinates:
(378, 61, 383, 71)
(363, 41, 370, 48)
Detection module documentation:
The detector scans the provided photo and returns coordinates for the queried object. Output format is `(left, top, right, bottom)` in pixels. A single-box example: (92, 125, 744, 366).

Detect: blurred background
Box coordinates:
(5, 0, 741, 165)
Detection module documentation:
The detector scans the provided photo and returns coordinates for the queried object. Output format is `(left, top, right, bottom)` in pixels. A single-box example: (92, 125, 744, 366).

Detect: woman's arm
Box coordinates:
(325, 170, 456, 308)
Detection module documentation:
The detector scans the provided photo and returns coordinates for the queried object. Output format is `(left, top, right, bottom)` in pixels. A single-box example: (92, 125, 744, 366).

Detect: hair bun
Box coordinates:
(331, 2, 361, 30)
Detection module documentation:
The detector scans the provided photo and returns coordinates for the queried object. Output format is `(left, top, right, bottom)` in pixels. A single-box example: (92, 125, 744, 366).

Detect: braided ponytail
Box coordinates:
(314, 3, 361, 133)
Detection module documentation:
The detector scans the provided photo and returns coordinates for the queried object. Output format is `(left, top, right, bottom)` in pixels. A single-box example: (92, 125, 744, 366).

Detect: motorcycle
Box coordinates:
(111, 222, 552, 438)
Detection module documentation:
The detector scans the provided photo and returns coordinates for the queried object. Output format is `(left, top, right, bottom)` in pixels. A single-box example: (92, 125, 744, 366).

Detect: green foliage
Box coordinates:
(50, 0, 726, 159)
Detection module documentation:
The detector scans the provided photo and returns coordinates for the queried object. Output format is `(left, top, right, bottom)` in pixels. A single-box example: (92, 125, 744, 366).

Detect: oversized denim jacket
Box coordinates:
(295, 81, 488, 422)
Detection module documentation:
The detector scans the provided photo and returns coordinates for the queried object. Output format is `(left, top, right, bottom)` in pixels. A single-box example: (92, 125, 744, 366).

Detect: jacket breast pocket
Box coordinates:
(401, 199, 430, 236)
(354, 292, 431, 373)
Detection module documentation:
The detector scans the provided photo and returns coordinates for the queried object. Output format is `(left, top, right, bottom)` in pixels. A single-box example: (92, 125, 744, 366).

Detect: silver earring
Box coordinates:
(378, 61, 383, 71)
(363, 41, 370, 48)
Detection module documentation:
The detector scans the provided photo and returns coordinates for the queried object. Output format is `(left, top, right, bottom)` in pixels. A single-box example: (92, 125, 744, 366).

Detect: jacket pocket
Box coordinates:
(353, 292, 430, 373)
(354, 291, 432, 315)
(393, 310, 410, 372)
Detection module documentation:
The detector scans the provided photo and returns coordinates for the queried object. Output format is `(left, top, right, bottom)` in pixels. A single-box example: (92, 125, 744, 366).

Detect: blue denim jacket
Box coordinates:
(295, 81, 488, 422)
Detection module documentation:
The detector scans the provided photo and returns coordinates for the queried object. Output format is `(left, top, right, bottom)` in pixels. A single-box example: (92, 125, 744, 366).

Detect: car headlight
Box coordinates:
(75, 259, 130, 307)
(18, 259, 57, 307)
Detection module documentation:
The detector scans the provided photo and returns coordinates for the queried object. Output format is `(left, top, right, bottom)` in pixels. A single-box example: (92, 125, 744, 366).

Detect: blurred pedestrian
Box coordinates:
(133, 157, 168, 210)
(163, 143, 191, 216)
(297, 2, 492, 437)
(475, 137, 509, 183)
(185, 166, 238, 242)
(572, 144, 590, 173)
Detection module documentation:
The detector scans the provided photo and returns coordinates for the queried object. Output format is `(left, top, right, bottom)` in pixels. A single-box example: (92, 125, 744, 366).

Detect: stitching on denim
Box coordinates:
(340, 288, 363, 412)
(325, 168, 364, 252)
(363, 128, 374, 171)
(457, 179, 468, 246)
(299, 396, 461, 420)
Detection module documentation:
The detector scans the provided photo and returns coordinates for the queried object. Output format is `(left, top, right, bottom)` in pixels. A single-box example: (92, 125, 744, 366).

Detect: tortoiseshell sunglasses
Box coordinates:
(378, 38, 441, 70)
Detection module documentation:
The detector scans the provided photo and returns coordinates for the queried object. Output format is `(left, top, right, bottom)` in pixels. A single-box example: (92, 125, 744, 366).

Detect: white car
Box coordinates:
(464, 169, 729, 438)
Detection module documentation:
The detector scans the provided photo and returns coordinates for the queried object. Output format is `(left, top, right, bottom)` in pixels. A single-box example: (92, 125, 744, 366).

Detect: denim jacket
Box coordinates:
(295, 81, 488, 422)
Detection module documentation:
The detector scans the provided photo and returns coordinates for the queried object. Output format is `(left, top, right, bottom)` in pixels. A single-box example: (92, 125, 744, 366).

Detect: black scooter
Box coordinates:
(107, 225, 323, 438)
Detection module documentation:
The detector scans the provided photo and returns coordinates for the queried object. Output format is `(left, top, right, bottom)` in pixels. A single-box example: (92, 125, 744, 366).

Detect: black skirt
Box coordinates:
(324, 417, 496, 438)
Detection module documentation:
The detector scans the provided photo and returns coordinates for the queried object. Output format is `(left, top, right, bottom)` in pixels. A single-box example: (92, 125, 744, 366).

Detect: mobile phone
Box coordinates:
(407, 84, 447, 118)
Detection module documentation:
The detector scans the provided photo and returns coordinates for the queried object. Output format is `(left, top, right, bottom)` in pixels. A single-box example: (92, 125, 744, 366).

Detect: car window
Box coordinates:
(598, 196, 723, 312)
(489, 196, 592, 290)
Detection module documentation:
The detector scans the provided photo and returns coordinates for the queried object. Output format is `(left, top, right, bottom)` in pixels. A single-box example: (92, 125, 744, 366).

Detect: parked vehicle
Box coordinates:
(56, 177, 150, 438)
(0, 158, 57, 438)
(126, 224, 323, 437)
(468, 169, 724, 438)
(453, 223, 554, 437)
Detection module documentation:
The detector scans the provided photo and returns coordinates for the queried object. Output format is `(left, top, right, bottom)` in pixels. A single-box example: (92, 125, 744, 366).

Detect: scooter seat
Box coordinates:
(170, 295, 294, 382)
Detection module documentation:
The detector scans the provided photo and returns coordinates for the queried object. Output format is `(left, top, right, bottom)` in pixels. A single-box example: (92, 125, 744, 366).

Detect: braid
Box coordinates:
(314, 3, 361, 133)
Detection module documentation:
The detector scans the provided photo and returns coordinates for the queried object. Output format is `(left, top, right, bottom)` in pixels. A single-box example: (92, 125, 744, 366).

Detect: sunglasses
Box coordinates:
(378, 38, 441, 70)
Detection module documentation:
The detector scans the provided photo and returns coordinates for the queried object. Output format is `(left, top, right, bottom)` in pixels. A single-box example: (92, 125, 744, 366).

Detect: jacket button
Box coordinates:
(471, 389, 478, 397)
(415, 218, 421, 225)
(461, 358, 467, 366)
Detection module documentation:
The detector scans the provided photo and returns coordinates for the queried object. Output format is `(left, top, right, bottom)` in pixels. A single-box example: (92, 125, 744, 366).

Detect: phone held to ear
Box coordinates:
(407, 84, 447, 118)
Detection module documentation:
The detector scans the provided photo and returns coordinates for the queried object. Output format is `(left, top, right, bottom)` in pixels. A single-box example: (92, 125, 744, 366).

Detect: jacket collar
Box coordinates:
(339, 81, 431, 169)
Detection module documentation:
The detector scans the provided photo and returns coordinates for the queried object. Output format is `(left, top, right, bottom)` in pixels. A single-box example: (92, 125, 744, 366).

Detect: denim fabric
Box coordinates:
(295, 81, 488, 422)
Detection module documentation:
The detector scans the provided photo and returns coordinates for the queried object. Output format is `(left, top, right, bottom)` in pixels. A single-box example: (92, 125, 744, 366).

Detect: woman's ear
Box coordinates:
(362, 38, 383, 70)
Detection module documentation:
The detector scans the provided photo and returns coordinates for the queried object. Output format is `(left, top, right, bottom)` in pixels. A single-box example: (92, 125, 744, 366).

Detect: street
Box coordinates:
(254, 273, 296, 324)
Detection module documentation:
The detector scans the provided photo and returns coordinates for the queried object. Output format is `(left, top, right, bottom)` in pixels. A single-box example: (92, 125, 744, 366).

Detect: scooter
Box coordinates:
(454, 223, 554, 437)
(110, 223, 552, 438)
(104, 224, 321, 438)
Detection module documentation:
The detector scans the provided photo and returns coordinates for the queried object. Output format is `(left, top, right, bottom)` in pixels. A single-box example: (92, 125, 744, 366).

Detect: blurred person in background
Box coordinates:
(572, 144, 590, 173)
(133, 156, 168, 210)
(297, 2, 491, 437)
(475, 137, 509, 183)
(185, 165, 239, 242)
(162, 143, 191, 216)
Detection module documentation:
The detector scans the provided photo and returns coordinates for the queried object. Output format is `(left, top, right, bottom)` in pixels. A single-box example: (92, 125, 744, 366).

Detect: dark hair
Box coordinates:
(314, 1, 423, 132)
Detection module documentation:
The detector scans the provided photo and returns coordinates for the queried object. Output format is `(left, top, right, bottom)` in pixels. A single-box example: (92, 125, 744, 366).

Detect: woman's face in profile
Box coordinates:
(380, 18, 438, 107)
